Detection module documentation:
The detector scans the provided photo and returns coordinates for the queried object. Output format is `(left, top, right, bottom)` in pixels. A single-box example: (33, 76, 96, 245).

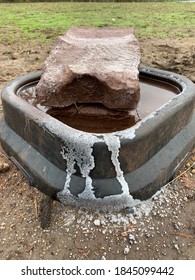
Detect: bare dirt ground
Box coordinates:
(0, 37, 195, 260)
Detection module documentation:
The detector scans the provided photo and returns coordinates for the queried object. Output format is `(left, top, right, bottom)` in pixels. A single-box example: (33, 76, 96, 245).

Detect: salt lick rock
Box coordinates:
(35, 27, 141, 112)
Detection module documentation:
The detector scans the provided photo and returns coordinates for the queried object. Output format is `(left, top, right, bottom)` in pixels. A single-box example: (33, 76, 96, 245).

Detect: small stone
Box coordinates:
(94, 219, 101, 226)
(100, 220, 107, 226)
(124, 246, 130, 255)
(0, 162, 10, 172)
(125, 207, 134, 215)
(11, 53, 17, 60)
(101, 256, 106, 260)
(173, 223, 179, 230)
(145, 232, 151, 238)
(174, 244, 179, 251)
(128, 234, 136, 244)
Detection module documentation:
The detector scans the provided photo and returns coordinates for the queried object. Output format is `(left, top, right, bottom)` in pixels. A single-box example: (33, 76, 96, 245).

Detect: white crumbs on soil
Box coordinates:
(64, 181, 186, 237)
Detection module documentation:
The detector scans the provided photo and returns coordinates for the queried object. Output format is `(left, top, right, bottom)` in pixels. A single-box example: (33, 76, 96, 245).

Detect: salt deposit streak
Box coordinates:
(60, 146, 76, 195)
(60, 132, 96, 199)
(103, 135, 130, 196)
(43, 118, 98, 199)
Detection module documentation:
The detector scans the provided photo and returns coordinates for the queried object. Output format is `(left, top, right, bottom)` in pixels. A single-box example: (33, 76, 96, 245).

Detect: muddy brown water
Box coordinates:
(138, 77, 180, 119)
(18, 77, 180, 133)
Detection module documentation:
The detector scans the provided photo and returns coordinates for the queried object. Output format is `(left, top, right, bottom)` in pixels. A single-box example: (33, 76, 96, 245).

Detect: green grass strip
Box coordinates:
(0, 2, 195, 44)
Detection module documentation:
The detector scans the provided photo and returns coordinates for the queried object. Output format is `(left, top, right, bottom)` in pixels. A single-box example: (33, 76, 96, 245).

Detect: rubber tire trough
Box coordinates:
(0, 66, 195, 210)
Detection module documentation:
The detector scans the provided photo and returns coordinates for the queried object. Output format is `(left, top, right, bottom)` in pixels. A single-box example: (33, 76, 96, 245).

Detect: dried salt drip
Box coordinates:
(42, 117, 98, 201)
(59, 133, 97, 199)
(103, 134, 129, 196)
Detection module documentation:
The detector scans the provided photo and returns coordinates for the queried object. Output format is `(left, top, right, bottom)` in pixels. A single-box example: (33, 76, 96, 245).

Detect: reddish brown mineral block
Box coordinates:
(35, 27, 140, 111)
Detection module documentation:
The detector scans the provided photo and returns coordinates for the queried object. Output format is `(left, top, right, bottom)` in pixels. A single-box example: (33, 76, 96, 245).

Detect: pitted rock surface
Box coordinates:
(35, 27, 141, 111)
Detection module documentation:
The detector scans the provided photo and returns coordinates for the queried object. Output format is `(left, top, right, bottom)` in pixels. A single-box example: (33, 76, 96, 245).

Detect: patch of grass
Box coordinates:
(0, 2, 195, 44)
